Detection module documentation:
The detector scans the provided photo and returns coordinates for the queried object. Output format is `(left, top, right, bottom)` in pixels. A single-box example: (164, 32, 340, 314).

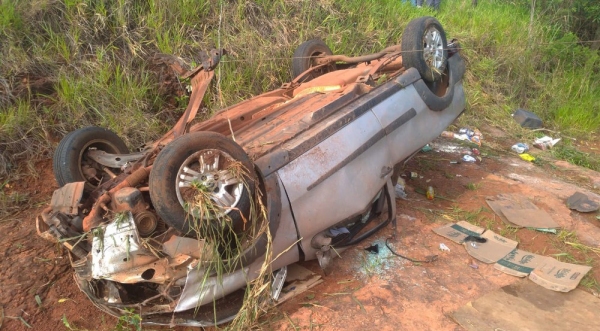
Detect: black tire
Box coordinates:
(53, 126, 129, 192)
(401, 16, 448, 83)
(292, 39, 334, 81)
(149, 131, 256, 238)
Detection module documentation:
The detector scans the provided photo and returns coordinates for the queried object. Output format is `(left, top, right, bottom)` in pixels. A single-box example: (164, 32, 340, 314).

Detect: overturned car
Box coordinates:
(37, 17, 466, 326)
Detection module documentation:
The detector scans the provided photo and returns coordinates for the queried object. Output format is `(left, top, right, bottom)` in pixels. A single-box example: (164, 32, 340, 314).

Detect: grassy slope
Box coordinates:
(0, 0, 599, 178)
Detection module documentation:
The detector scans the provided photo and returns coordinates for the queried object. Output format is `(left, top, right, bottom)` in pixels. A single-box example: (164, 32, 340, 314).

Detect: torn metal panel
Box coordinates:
(50, 181, 85, 215)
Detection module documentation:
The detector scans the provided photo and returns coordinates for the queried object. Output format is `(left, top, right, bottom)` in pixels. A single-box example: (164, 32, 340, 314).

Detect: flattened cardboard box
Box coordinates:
(494, 248, 549, 277)
(500, 208, 559, 229)
(529, 258, 592, 292)
(464, 230, 518, 264)
(485, 194, 538, 226)
(433, 221, 485, 244)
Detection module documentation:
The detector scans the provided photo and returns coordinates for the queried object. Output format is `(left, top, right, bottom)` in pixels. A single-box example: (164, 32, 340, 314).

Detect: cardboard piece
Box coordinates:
(566, 192, 600, 212)
(500, 208, 559, 228)
(485, 194, 538, 226)
(451, 279, 600, 331)
(432, 221, 485, 244)
(494, 248, 549, 277)
(464, 230, 518, 264)
(529, 258, 592, 292)
(276, 263, 323, 304)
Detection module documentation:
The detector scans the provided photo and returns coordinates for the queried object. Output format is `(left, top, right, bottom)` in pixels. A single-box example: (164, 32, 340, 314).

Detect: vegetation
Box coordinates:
(0, 0, 598, 179)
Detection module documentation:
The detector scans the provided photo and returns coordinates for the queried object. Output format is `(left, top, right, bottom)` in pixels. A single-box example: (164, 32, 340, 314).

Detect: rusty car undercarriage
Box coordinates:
(36, 16, 466, 326)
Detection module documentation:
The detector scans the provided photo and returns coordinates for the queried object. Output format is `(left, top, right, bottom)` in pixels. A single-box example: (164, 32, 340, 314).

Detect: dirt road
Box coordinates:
(1, 133, 599, 331)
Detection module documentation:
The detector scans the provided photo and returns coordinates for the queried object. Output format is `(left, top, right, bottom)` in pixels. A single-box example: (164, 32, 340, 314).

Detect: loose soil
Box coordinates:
(1, 129, 599, 331)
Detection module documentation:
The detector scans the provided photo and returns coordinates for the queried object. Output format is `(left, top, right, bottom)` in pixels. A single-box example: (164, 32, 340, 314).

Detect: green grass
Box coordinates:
(551, 141, 600, 172)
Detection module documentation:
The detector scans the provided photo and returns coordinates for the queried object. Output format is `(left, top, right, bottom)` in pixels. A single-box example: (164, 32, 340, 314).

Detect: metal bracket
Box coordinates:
(86, 150, 146, 168)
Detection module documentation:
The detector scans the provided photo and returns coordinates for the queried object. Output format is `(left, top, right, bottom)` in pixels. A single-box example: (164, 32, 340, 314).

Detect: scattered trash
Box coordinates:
(426, 186, 435, 200)
(512, 108, 543, 129)
(410, 171, 418, 179)
(459, 128, 475, 136)
(463, 235, 487, 243)
(529, 259, 592, 292)
(441, 131, 455, 139)
(440, 128, 483, 146)
(533, 228, 558, 234)
(495, 248, 547, 277)
(462, 155, 476, 163)
(533, 136, 561, 150)
(468, 260, 479, 269)
(433, 213, 591, 292)
(566, 192, 599, 213)
(464, 230, 518, 264)
(486, 194, 560, 229)
(421, 144, 433, 152)
(399, 214, 417, 222)
(519, 153, 535, 162)
(364, 244, 379, 254)
(394, 183, 408, 200)
(439, 243, 450, 252)
(471, 148, 480, 156)
(511, 143, 529, 154)
(450, 160, 459, 164)
(501, 208, 559, 229)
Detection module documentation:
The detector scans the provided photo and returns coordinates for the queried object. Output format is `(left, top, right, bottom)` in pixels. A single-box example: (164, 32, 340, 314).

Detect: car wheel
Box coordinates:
(292, 39, 334, 81)
(149, 131, 256, 238)
(53, 126, 129, 192)
(401, 16, 448, 83)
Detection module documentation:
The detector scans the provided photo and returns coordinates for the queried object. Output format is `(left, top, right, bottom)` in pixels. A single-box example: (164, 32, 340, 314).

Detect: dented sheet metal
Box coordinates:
(50, 182, 85, 215)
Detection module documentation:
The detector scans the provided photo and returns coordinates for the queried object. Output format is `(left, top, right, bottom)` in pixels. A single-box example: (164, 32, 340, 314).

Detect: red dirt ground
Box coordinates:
(1, 130, 599, 331)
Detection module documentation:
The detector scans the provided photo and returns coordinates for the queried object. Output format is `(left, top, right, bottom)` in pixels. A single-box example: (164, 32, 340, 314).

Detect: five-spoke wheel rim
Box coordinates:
(423, 26, 445, 71)
(176, 149, 244, 219)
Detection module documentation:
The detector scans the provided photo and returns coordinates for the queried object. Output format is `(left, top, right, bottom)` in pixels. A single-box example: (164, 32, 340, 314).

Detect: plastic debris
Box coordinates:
(441, 131, 454, 138)
(470, 242, 479, 249)
(462, 155, 476, 163)
(421, 144, 433, 152)
(440, 128, 483, 146)
(426, 186, 435, 200)
(472, 148, 480, 156)
(511, 143, 529, 154)
(395, 183, 408, 200)
(519, 153, 535, 162)
(459, 128, 475, 136)
(512, 108, 542, 128)
(534, 228, 558, 234)
(468, 260, 479, 269)
(439, 243, 450, 252)
(410, 172, 418, 179)
(533, 136, 561, 150)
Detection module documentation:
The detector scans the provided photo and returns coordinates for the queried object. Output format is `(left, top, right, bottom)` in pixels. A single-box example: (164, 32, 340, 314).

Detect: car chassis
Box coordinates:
(37, 17, 466, 326)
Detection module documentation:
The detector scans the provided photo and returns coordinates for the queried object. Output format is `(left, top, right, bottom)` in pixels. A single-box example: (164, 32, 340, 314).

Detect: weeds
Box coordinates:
(465, 182, 480, 191)
(551, 143, 600, 172)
